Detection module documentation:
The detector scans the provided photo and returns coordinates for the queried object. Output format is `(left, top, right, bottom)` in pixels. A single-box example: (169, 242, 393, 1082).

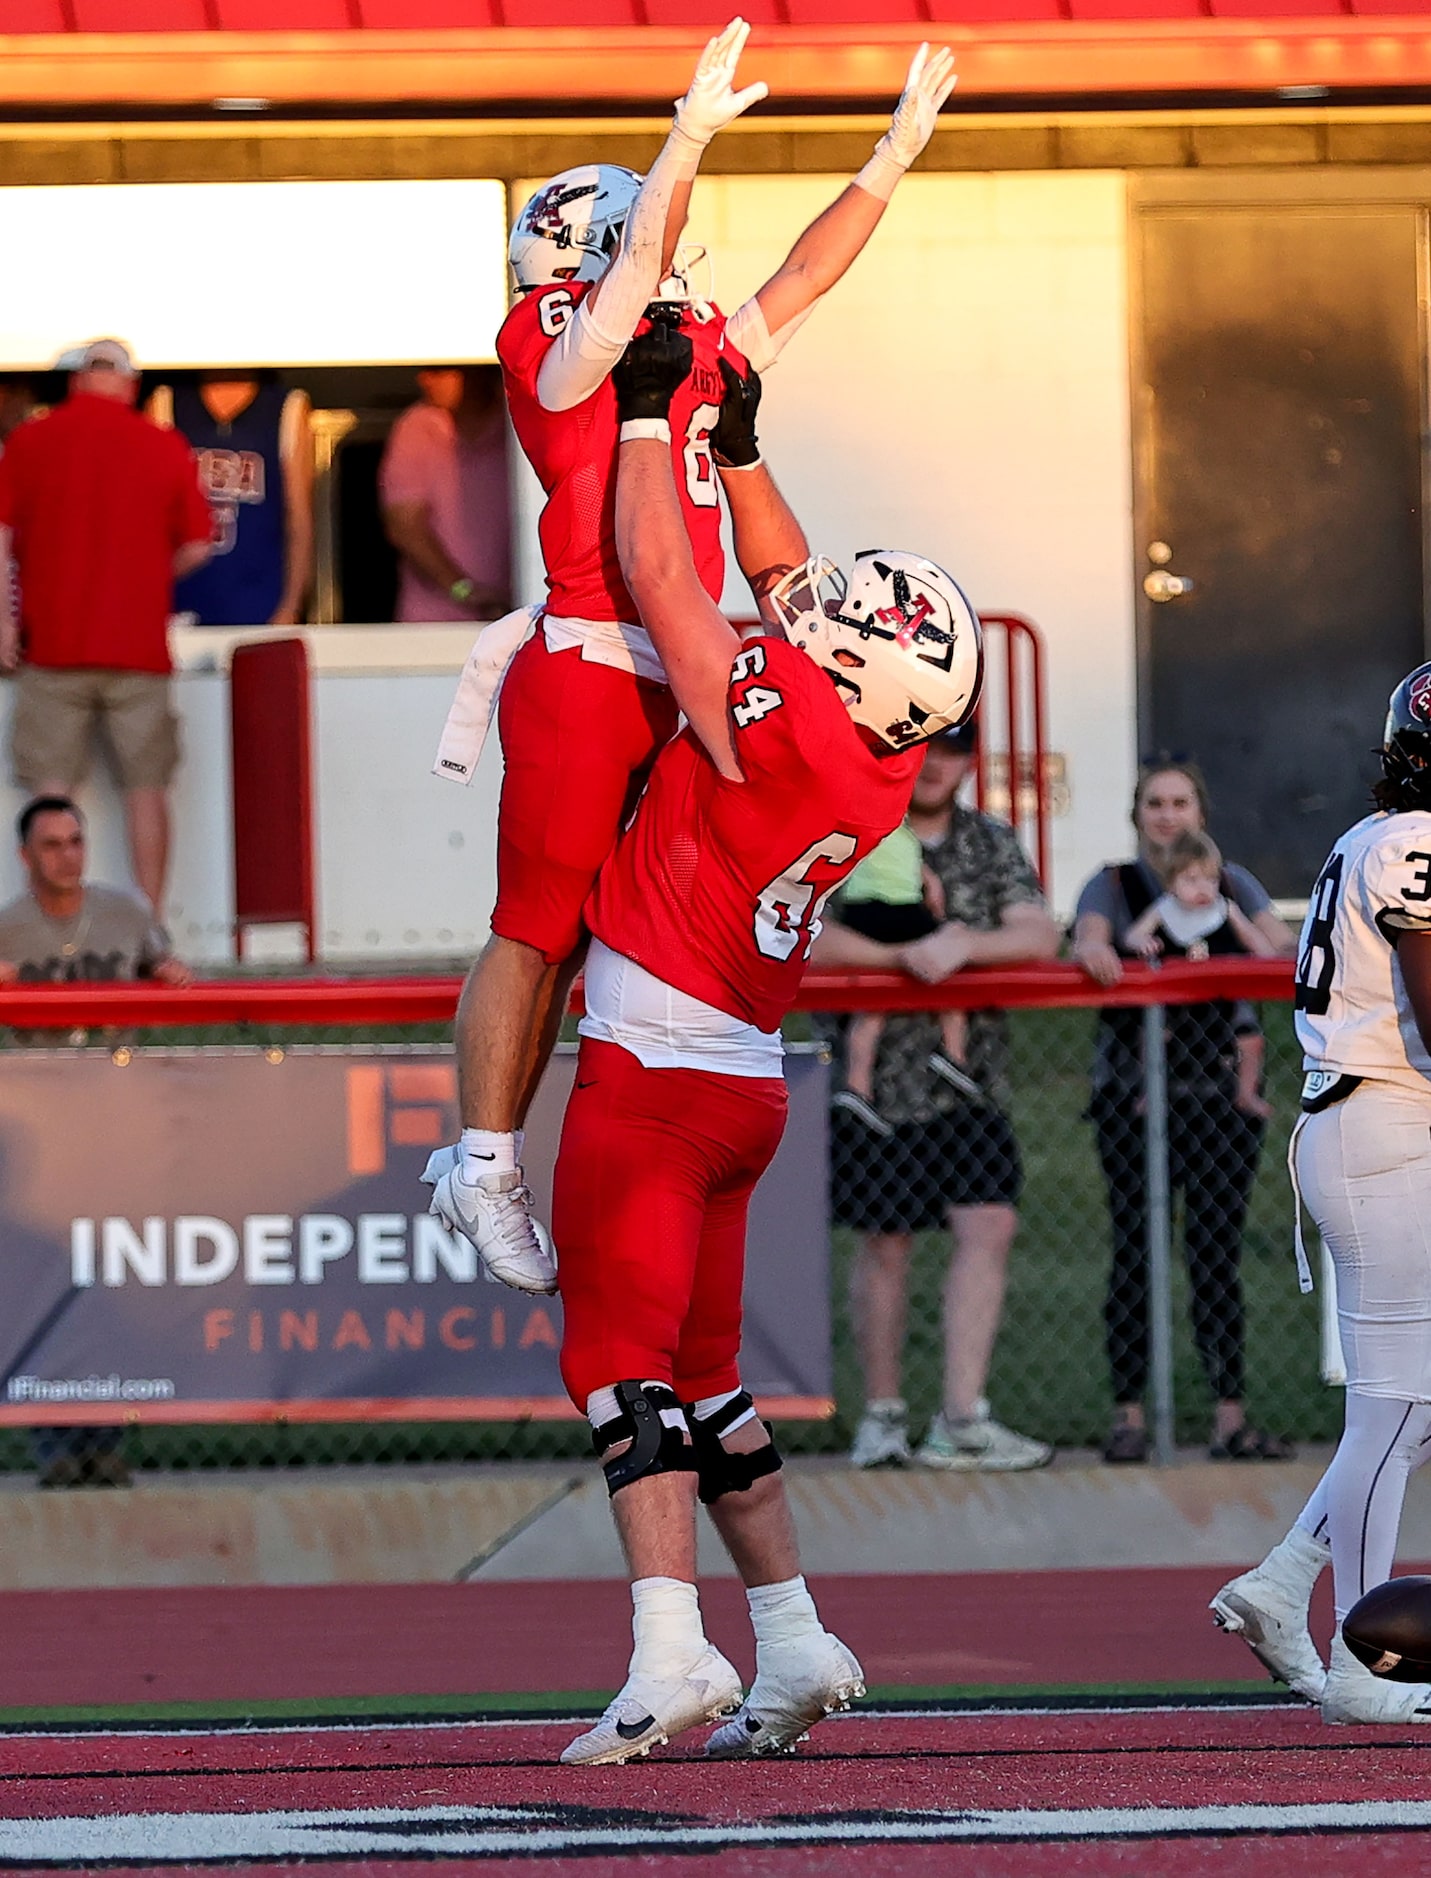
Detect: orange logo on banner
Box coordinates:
(346, 1064, 458, 1176)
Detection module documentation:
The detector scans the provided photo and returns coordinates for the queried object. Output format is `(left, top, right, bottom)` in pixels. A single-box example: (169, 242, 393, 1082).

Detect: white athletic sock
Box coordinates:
(460, 1128, 516, 1180)
(1317, 1392, 1431, 1620)
(747, 1575, 823, 1650)
(629, 1576, 706, 1678)
(1263, 1520, 1330, 1594)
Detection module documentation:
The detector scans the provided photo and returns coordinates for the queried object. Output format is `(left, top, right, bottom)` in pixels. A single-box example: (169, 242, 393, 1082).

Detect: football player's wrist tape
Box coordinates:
(620, 417, 672, 444)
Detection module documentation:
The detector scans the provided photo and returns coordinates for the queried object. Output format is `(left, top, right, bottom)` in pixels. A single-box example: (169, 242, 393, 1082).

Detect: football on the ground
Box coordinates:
(1342, 1577, 1431, 1681)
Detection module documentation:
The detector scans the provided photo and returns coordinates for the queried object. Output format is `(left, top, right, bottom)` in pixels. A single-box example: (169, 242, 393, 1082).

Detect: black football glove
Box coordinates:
(711, 356, 762, 469)
(613, 321, 694, 425)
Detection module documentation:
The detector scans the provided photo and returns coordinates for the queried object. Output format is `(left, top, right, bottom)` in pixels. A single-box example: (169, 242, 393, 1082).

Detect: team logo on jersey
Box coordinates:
(1409, 669, 1431, 723)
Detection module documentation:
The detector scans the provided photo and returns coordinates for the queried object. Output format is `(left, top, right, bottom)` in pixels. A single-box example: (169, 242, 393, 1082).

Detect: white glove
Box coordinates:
(672, 17, 769, 149)
(877, 42, 957, 171)
(854, 44, 956, 203)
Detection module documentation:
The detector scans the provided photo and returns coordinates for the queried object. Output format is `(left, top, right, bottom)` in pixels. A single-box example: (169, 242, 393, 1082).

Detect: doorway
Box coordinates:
(1134, 202, 1427, 895)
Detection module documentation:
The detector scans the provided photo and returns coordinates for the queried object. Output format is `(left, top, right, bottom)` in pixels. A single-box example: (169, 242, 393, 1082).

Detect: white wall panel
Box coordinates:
(515, 170, 1137, 912)
(0, 181, 508, 369)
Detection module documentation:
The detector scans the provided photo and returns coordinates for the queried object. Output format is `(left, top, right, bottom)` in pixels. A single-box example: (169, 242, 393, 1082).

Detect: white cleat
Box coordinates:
(704, 1630, 864, 1758)
(421, 1148, 557, 1296)
(560, 1648, 743, 1766)
(1322, 1633, 1431, 1725)
(1210, 1562, 1327, 1703)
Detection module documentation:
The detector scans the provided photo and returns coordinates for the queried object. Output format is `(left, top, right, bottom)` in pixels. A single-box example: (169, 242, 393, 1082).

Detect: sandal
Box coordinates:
(1102, 1422, 1148, 1465)
(1209, 1425, 1295, 1462)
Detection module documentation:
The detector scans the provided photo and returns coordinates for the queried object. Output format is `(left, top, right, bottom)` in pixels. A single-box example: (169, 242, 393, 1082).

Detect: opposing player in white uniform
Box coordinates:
(1212, 663, 1431, 1724)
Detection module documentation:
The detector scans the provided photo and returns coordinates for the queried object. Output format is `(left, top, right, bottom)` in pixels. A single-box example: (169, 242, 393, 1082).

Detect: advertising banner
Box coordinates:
(0, 1048, 832, 1425)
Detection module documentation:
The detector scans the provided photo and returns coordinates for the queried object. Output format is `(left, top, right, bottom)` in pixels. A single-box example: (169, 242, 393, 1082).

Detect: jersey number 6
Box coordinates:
(754, 834, 858, 963)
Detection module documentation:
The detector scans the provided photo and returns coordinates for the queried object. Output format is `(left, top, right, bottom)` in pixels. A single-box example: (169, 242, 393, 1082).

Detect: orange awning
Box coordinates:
(5, 13, 1431, 110)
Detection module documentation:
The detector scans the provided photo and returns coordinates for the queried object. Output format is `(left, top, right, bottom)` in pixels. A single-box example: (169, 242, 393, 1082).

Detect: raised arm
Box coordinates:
(710, 358, 807, 622)
(725, 45, 956, 369)
(536, 19, 767, 413)
(613, 329, 741, 779)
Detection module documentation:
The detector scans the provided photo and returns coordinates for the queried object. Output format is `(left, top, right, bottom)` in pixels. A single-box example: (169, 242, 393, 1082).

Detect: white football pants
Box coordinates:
(1293, 1079, 1431, 1617)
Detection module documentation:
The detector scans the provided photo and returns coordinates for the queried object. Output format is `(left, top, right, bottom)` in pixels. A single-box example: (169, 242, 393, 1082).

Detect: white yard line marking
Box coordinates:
(2, 1800, 1430, 1861)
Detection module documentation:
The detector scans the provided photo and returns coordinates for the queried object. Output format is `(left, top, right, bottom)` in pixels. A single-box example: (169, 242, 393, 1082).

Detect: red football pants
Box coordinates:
(553, 1038, 789, 1411)
(491, 635, 678, 965)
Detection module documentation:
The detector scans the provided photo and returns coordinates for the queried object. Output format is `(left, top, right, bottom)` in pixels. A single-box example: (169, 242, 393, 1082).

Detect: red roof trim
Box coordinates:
(1, 17, 1431, 106)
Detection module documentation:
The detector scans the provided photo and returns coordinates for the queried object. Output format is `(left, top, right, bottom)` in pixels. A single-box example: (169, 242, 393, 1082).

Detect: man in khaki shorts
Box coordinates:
(0, 340, 212, 914)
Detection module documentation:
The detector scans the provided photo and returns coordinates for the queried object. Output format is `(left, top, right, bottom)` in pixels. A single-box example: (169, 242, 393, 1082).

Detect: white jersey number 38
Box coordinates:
(754, 834, 858, 962)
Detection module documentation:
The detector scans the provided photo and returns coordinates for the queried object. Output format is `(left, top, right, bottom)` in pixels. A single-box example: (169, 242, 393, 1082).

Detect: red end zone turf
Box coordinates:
(5, 1708, 1431, 1874)
(0, 1567, 1315, 1713)
(6, 1569, 1429, 1873)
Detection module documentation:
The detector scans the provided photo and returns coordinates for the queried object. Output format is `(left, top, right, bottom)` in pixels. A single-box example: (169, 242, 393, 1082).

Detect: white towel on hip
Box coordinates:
(431, 604, 541, 785)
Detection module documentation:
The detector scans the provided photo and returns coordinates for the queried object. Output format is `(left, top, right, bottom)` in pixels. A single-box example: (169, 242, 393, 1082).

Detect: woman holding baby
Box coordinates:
(1071, 763, 1298, 1465)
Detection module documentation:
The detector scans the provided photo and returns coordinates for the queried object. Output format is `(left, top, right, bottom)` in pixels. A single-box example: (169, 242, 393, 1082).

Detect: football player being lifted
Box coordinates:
(424, 23, 958, 1294)
(553, 322, 981, 1764)
(1213, 666, 1431, 1724)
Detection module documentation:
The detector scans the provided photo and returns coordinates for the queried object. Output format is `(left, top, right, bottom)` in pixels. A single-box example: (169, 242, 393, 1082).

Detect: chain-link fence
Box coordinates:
(821, 990, 1322, 1468)
(0, 976, 1324, 1481)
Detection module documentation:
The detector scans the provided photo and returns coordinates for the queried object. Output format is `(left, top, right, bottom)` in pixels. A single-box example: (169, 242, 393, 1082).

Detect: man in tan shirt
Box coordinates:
(0, 794, 191, 1487)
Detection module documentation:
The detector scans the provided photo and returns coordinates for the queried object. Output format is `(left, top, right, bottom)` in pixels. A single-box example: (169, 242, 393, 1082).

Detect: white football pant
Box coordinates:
(1293, 1080, 1431, 1618)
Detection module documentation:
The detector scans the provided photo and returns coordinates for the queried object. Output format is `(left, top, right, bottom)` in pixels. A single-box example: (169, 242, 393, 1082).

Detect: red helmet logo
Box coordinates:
(1409, 669, 1431, 723)
(522, 180, 597, 237)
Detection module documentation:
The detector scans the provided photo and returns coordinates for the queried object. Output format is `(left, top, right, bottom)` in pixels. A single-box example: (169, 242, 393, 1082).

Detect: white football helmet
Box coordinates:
(509, 165, 643, 294)
(770, 551, 983, 751)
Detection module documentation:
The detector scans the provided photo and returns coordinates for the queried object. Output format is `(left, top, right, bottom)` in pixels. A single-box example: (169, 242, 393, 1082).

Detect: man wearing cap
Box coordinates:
(0, 340, 213, 914)
(809, 723, 1062, 1471)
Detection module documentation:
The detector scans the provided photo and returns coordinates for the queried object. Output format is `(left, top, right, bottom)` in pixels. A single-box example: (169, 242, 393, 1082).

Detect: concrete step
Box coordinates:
(5, 1448, 1428, 1589)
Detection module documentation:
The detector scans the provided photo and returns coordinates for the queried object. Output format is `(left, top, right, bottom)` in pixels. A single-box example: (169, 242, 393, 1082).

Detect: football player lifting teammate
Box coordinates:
(553, 322, 981, 1764)
(424, 22, 959, 1294)
(1212, 665, 1431, 1724)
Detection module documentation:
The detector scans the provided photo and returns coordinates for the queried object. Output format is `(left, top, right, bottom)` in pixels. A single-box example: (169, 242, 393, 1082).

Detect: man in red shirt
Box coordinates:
(427, 24, 958, 1301)
(552, 328, 982, 1766)
(0, 339, 212, 914)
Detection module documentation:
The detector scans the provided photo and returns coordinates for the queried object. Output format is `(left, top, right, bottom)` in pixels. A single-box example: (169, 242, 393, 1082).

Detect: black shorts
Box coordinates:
(831, 1103, 1024, 1232)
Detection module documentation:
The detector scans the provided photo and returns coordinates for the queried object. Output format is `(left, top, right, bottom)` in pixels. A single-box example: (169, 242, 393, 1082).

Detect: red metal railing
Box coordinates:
(0, 958, 1296, 1030)
(974, 614, 1050, 888)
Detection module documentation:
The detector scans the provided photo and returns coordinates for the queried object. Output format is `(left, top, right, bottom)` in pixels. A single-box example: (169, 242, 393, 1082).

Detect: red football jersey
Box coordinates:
(498, 283, 742, 625)
(588, 637, 923, 1033)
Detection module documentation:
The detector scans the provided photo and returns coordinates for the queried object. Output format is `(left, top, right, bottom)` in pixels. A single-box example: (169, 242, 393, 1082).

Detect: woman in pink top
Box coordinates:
(379, 367, 512, 623)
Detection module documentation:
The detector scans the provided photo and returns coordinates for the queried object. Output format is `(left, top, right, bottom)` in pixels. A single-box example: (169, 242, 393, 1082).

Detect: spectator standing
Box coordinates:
(0, 795, 192, 1488)
(0, 340, 212, 915)
(1071, 763, 1297, 1464)
(811, 723, 1061, 1471)
(0, 374, 37, 449)
(152, 372, 314, 627)
(380, 367, 511, 623)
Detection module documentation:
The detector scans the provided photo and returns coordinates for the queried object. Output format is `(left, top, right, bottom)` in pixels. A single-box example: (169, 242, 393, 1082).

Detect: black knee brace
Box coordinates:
(685, 1390, 783, 1504)
(591, 1381, 696, 1498)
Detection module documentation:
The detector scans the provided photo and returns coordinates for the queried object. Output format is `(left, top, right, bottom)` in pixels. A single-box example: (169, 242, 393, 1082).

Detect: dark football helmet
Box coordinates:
(1381, 663, 1431, 810)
